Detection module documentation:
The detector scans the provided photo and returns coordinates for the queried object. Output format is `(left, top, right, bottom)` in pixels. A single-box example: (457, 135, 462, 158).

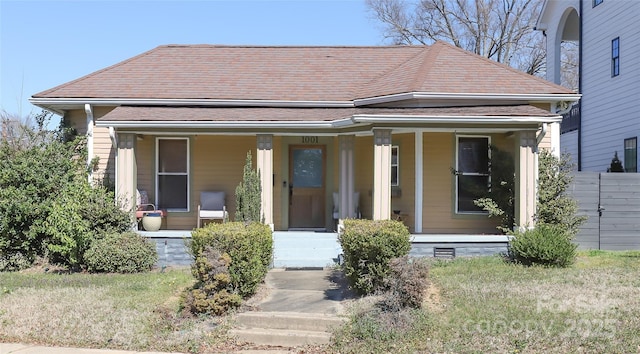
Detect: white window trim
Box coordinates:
(156, 137, 190, 212)
(391, 145, 399, 187)
(455, 135, 491, 214)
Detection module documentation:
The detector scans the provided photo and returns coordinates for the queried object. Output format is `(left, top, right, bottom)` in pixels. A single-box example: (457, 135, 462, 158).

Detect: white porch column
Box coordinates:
(414, 132, 423, 233)
(85, 104, 94, 183)
(116, 133, 137, 214)
(338, 135, 356, 219)
(373, 129, 392, 220)
(550, 121, 561, 158)
(515, 131, 537, 229)
(257, 134, 274, 228)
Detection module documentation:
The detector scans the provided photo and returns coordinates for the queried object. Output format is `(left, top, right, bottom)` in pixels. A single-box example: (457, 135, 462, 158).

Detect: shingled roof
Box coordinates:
(33, 41, 573, 102)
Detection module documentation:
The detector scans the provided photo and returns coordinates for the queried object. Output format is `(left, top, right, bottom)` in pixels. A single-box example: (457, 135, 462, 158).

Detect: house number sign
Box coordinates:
(301, 136, 319, 144)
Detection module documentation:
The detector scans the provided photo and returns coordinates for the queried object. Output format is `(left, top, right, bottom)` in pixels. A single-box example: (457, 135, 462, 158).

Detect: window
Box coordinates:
(612, 37, 620, 77)
(391, 145, 399, 186)
(156, 138, 189, 211)
(625, 138, 637, 172)
(456, 136, 490, 213)
(593, 0, 603, 7)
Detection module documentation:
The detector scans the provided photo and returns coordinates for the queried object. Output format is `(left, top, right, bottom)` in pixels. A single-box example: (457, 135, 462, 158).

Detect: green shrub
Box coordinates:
(190, 221, 272, 298)
(234, 151, 262, 223)
(0, 113, 131, 271)
(381, 256, 430, 311)
(84, 232, 158, 273)
(183, 247, 242, 315)
(509, 224, 577, 267)
(338, 219, 411, 295)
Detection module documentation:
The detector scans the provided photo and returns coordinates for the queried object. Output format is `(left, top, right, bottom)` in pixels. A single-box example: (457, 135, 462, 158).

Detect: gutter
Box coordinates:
(353, 92, 581, 106)
(96, 114, 562, 130)
(29, 97, 355, 109)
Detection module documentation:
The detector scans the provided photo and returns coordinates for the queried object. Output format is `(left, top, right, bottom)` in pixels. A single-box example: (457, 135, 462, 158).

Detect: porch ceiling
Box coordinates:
(96, 105, 560, 130)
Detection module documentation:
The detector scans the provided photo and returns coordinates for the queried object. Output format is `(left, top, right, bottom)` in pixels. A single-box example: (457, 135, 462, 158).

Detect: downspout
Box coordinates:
(109, 126, 119, 204)
(536, 122, 548, 148)
(85, 104, 94, 183)
(578, 0, 583, 171)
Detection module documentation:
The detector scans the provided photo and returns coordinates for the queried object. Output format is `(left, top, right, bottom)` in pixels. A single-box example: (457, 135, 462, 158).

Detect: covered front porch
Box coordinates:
(114, 126, 545, 234)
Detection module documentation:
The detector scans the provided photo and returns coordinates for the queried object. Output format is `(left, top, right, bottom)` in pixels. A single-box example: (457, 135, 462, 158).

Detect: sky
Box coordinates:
(0, 0, 385, 119)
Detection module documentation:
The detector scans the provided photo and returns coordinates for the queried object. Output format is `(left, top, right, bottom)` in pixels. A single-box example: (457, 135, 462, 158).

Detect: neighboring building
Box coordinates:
(537, 0, 640, 171)
(30, 42, 578, 234)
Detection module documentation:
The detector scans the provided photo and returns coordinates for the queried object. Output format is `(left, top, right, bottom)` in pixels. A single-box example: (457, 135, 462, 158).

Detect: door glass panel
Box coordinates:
(292, 149, 323, 187)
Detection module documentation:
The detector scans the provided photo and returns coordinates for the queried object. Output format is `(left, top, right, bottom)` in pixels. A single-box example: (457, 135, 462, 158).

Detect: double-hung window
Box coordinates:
(456, 136, 490, 213)
(612, 37, 620, 77)
(156, 138, 189, 211)
(624, 137, 637, 172)
(391, 146, 399, 186)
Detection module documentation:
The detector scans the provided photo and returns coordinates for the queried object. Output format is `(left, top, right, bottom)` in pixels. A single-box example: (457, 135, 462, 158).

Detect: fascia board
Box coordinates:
(353, 92, 581, 106)
(351, 114, 563, 124)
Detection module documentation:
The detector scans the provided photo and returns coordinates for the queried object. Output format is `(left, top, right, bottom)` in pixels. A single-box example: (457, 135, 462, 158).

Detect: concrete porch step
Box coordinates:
(231, 311, 345, 347)
(236, 311, 345, 332)
(229, 327, 332, 347)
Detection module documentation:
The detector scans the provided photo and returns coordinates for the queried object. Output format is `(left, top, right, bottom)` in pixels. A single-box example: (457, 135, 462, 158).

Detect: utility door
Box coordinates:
(289, 146, 325, 229)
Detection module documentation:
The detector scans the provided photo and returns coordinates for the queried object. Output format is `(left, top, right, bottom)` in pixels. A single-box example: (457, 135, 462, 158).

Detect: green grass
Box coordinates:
(0, 268, 231, 353)
(333, 251, 640, 353)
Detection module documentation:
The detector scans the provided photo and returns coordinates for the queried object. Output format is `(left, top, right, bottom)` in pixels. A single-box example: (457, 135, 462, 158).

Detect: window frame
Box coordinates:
(593, 0, 603, 7)
(455, 135, 491, 214)
(624, 137, 637, 173)
(391, 145, 399, 187)
(155, 137, 190, 212)
(612, 37, 620, 77)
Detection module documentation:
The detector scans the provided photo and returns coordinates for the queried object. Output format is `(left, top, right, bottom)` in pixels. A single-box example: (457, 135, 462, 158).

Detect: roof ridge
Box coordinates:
(409, 42, 444, 91)
(434, 40, 574, 93)
(354, 45, 429, 98)
(33, 45, 163, 97)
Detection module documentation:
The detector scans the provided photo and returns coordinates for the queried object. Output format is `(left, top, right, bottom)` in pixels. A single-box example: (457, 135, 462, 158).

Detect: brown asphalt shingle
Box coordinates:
(98, 105, 557, 123)
(33, 42, 573, 102)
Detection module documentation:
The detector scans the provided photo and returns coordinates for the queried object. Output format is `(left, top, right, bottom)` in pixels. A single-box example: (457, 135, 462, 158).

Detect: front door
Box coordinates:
(289, 146, 325, 229)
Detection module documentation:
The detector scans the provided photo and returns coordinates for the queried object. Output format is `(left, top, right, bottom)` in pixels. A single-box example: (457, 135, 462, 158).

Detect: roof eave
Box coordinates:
(29, 97, 355, 110)
(353, 92, 581, 107)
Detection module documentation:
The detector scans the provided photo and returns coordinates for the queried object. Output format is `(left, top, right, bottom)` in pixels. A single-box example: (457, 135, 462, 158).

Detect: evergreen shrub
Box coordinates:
(338, 219, 411, 295)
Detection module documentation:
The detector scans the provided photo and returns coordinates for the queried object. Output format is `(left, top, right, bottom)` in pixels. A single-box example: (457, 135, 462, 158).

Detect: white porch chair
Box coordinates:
(332, 192, 361, 221)
(197, 191, 228, 227)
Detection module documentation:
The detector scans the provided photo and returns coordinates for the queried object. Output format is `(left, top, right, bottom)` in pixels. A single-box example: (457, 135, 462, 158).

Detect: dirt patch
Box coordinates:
(423, 283, 444, 313)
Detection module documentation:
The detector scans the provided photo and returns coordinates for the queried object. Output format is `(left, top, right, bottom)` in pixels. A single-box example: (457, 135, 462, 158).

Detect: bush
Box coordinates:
(84, 232, 158, 273)
(183, 247, 242, 315)
(380, 256, 430, 311)
(338, 219, 411, 295)
(509, 224, 577, 267)
(190, 222, 272, 298)
(0, 113, 131, 271)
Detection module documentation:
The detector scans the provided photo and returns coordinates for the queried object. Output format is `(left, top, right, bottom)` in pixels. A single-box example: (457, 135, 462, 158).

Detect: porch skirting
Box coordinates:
(139, 231, 511, 268)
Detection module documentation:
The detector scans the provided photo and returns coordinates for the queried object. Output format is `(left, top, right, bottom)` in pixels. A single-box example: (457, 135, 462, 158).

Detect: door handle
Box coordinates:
(289, 184, 293, 205)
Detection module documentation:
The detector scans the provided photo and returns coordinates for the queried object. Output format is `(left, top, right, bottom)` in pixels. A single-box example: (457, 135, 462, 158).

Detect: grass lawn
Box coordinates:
(2, 251, 640, 353)
(333, 250, 640, 353)
(0, 267, 230, 353)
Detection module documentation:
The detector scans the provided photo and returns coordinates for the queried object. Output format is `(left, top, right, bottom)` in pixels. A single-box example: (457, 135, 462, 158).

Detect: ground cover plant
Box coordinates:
(333, 251, 640, 353)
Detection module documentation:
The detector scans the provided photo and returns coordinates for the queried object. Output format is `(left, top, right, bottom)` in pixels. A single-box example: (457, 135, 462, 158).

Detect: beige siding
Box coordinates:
(390, 133, 416, 231)
(354, 136, 374, 219)
(420, 133, 504, 234)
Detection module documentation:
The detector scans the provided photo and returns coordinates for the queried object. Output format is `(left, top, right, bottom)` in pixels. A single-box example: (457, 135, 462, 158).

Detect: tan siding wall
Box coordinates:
(272, 136, 283, 229)
(421, 133, 504, 234)
(134, 135, 257, 230)
(538, 128, 552, 151)
(63, 107, 117, 183)
(391, 133, 415, 231)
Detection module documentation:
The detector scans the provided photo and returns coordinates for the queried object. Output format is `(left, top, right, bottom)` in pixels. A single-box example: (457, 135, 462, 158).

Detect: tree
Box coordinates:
(536, 150, 585, 237)
(234, 151, 263, 223)
(366, 0, 546, 75)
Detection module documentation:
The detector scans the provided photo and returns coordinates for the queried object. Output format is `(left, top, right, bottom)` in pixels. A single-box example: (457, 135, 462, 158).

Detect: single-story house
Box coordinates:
(31, 41, 579, 239)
